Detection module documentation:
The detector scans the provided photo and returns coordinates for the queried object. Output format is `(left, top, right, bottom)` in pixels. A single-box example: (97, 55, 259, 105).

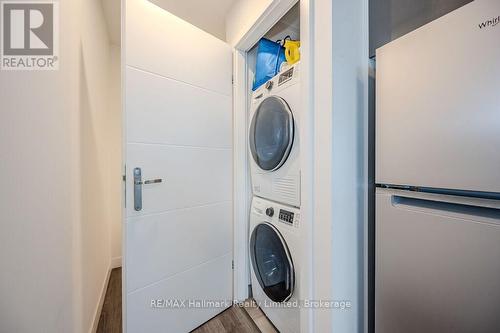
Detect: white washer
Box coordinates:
(249, 63, 301, 207)
(249, 197, 301, 333)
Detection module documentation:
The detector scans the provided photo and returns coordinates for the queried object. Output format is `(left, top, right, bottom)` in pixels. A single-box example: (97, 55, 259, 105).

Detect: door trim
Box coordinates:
(231, 1, 316, 332)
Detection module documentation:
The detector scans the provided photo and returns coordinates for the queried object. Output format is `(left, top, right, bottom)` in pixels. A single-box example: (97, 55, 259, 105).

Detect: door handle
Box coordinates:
(135, 178, 163, 185)
(133, 167, 163, 211)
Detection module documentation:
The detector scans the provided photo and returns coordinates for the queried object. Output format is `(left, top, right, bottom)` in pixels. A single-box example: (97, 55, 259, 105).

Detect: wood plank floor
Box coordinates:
(191, 306, 260, 333)
(96, 268, 277, 333)
(97, 268, 122, 333)
(241, 300, 278, 333)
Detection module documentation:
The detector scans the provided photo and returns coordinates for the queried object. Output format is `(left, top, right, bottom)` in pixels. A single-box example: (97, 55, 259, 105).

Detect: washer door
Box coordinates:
(249, 96, 294, 171)
(250, 222, 295, 302)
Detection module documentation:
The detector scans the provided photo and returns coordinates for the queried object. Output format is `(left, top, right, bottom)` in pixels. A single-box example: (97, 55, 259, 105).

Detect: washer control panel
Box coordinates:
(279, 209, 295, 225)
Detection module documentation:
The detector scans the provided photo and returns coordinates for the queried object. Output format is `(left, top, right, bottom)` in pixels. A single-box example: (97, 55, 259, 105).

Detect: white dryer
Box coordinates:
(249, 197, 301, 333)
(249, 63, 301, 207)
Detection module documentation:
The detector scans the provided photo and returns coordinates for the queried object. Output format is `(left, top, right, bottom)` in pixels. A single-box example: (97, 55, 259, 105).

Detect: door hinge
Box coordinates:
(232, 76, 234, 85)
(232, 260, 234, 270)
(123, 165, 127, 209)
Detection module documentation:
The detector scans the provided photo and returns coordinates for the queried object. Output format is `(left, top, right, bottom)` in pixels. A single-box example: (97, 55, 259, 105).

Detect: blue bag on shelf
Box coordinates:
(253, 38, 286, 91)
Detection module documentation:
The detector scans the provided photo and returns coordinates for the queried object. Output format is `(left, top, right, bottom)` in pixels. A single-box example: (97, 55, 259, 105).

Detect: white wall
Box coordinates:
(0, 0, 80, 331)
(302, 0, 368, 331)
(0, 0, 119, 332)
(330, 0, 368, 329)
(108, 44, 122, 265)
(77, 0, 115, 331)
(311, 0, 369, 331)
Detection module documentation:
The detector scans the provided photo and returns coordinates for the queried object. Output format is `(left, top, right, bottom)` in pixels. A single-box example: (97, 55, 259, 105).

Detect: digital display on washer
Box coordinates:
(279, 209, 294, 225)
(278, 67, 294, 86)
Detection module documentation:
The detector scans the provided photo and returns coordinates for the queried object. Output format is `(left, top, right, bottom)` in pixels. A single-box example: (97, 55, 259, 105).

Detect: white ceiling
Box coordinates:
(101, 0, 237, 45)
(148, 0, 236, 41)
(102, 0, 121, 45)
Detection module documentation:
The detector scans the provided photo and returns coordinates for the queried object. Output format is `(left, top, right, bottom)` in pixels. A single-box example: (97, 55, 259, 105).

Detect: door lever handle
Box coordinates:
(134, 178, 163, 185)
(133, 168, 163, 211)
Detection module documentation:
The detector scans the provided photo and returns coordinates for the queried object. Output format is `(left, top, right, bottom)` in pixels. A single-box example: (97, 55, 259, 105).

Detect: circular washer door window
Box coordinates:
(249, 96, 294, 171)
(250, 223, 294, 302)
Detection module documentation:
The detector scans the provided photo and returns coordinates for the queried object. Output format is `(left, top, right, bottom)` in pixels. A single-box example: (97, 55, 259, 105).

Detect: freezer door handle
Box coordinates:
(391, 194, 500, 222)
(382, 188, 500, 210)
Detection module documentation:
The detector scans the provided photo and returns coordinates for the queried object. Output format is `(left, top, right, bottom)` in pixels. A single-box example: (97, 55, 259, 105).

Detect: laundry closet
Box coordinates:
(245, 3, 303, 333)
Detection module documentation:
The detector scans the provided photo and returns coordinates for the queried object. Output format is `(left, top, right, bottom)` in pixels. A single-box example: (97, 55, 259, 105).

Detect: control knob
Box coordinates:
(265, 207, 274, 217)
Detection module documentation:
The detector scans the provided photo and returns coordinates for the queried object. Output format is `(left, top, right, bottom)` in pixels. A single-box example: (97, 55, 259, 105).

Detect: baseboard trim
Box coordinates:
(90, 258, 122, 333)
(90, 266, 112, 333)
(111, 256, 122, 269)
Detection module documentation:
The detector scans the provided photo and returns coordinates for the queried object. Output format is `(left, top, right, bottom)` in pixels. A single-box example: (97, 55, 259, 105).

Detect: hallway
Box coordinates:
(96, 268, 278, 333)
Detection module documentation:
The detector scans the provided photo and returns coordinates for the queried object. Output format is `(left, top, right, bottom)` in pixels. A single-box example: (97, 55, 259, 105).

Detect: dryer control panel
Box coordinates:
(279, 209, 295, 225)
(278, 67, 294, 86)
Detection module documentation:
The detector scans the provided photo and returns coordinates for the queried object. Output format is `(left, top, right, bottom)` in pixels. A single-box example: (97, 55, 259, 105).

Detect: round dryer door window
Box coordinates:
(250, 223, 294, 302)
(249, 96, 294, 171)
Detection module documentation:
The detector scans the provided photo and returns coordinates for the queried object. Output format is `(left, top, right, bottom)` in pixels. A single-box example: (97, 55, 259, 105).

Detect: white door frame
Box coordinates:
(230, 0, 303, 293)
(232, 0, 369, 332)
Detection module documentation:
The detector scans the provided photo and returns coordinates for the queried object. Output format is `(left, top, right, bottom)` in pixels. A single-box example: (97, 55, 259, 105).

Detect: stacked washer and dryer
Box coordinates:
(248, 62, 302, 333)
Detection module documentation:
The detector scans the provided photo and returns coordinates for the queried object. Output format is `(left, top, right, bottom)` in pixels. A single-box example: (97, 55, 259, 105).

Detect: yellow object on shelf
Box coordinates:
(284, 39, 301, 65)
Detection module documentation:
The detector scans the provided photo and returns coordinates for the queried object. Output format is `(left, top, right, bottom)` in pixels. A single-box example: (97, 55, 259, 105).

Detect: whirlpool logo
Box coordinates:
(478, 15, 500, 29)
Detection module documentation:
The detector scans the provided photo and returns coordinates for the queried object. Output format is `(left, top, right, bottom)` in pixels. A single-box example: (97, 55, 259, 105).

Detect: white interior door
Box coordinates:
(123, 0, 233, 331)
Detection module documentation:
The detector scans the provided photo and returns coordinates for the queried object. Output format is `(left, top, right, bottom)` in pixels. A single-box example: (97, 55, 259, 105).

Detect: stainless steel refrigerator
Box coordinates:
(375, 0, 500, 332)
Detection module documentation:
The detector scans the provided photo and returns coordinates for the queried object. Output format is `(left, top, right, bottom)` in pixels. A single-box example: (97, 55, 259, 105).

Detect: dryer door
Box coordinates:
(250, 222, 295, 302)
(249, 96, 294, 171)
